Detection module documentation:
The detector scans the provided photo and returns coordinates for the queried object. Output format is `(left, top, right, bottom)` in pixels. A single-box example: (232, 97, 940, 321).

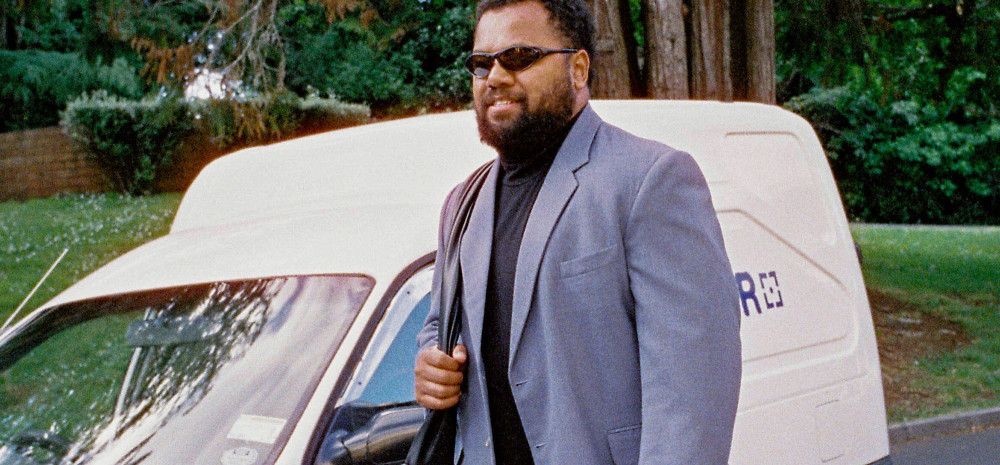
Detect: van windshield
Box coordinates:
(0, 275, 373, 465)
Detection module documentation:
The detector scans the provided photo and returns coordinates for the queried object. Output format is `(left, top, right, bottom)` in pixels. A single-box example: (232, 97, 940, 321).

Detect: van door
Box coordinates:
(713, 130, 889, 465)
(314, 266, 434, 465)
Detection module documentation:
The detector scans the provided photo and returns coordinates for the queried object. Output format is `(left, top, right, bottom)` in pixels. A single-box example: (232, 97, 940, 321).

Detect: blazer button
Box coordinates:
(485, 440, 490, 448)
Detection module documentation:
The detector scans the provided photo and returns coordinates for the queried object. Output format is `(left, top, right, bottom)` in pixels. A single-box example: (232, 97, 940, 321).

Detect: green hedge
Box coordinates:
(296, 95, 372, 131)
(61, 92, 192, 195)
(787, 82, 1000, 225)
(186, 92, 370, 147)
(0, 50, 144, 132)
(61, 92, 370, 194)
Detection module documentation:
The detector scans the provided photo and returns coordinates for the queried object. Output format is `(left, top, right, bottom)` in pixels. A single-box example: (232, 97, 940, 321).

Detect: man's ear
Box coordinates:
(571, 50, 590, 90)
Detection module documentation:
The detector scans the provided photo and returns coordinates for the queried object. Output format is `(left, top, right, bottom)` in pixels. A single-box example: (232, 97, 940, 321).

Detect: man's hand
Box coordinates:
(414, 344, 467, 410)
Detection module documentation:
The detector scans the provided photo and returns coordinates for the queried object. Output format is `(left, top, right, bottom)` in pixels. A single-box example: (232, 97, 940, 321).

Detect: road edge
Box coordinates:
(889, 406, 1000, 444)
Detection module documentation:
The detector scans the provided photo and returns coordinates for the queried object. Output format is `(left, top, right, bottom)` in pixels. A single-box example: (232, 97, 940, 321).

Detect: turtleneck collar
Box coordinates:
(497, 109, 582, 185)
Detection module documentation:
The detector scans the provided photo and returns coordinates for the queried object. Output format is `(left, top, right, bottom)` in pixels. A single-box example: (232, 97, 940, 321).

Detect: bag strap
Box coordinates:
(437, 160, 493, 355)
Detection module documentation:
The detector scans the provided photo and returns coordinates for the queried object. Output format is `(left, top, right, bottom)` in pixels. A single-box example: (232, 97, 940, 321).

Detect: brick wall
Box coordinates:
(0, 127, 111, 200)
(0, 127, 229, 200)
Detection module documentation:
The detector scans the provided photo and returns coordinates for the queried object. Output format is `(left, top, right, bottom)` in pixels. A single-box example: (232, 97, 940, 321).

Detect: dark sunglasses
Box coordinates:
(464, 46, 579, 78)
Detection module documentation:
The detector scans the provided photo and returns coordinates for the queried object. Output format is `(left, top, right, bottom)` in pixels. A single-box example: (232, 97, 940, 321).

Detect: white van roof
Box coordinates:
(170, 100, 813, 233)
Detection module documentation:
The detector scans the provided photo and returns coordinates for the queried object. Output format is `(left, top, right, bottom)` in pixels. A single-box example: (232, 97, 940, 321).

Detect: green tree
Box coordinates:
(777, 0, 1000, 224)
(281, 0, 472, 111)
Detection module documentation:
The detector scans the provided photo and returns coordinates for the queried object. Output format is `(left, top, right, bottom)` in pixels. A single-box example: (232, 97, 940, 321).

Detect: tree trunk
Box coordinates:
(618, 0, 645, 96)
(643, 0, 688, 98)
(942, 0, 971, 95)
(730, 0, 775, 103)
(588, 0, 635, 98)
(687, 0, 732, 101)
(2, 11, 17, 49)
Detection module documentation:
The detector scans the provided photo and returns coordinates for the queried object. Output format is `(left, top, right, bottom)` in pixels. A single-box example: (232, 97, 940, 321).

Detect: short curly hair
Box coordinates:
(475, 0, 596, 83)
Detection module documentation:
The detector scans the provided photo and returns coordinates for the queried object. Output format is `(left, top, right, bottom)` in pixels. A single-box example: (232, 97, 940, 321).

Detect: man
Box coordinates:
(414, 1, 741, 464)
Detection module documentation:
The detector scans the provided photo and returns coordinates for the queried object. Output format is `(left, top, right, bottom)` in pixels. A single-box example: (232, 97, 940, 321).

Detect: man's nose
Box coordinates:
(485, 61, 515, 87)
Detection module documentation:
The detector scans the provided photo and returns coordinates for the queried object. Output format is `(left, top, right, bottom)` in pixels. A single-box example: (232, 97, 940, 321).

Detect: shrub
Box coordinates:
(296, 95, 371, 132)
(61, 90, 369, 194)
(188, 92, 301, 148)
(0, 50, 144, 131)
(189, 93, 371, 146)
(786, 85, 1000, 225)
(61, 92, 192, 195)
(418, 3, 475, 107)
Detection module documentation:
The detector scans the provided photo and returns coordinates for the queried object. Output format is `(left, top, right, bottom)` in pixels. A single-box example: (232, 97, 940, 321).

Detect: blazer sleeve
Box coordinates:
(624, 150, 742, 465)
(416, 183, 463, 352)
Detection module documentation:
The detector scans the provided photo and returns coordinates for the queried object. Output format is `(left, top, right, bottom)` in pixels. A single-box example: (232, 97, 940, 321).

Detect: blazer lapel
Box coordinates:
(460, 158, 499, 354)
(508, 105, 602, 369)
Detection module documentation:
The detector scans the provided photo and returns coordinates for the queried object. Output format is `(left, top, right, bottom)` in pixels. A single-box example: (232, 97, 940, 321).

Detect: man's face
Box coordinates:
(472, 1, 579, 154)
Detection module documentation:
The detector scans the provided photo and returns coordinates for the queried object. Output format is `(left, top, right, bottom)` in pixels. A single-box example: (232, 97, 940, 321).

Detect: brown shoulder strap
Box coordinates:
(437, 160, 493, 354)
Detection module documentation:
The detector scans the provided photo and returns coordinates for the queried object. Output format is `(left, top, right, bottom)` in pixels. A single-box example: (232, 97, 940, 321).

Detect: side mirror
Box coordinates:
(317, 403, 426, 465)
(364, 405, 425, 463)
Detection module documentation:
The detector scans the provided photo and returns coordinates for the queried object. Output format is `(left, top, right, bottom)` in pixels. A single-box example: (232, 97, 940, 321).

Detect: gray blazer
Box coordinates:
(418, 105, 741, 465)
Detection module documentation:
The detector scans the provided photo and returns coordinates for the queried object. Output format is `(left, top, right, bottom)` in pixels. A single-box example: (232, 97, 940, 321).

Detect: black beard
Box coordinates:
(475, 81, 574, 161)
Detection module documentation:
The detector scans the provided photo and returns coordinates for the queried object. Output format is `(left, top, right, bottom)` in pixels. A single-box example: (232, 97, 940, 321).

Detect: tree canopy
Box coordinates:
(2, 0, 997, 222)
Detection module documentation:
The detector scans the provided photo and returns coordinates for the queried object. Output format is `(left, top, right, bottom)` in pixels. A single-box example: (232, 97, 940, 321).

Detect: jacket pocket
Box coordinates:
(560, 244, 619, 278)
(607, 424, 641, 465)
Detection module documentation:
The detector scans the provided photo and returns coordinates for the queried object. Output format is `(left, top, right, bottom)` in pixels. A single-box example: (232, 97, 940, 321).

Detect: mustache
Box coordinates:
(480, 90, 525, 105)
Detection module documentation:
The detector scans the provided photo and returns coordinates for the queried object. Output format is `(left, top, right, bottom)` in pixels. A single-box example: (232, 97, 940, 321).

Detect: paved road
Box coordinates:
(891, 426, 1000, 465)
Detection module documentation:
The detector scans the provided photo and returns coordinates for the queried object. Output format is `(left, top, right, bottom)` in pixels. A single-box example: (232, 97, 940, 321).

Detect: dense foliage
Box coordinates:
(2, 0, 471, 118)
(60, 92, 192, 194)
(776, 0, 999, 224)
(787, 85, 999, 224)
(279, 0, 473, 112)
(0, 50, 143, 131)
(3, 0, 998, 222)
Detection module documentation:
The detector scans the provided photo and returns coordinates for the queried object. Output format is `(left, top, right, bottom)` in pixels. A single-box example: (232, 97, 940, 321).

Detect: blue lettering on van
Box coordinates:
(735, 272, 760, 316)
(735, 271, 783, 316)
(758, 271, 784, 309)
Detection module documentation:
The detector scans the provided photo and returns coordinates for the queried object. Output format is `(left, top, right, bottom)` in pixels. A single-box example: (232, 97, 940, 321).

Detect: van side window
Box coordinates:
(356, 292, 430, 405)
(340, 265, 434, 407)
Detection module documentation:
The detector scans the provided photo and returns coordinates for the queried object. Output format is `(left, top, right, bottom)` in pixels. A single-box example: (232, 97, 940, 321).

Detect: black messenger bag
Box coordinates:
(406, 161, 492, 465)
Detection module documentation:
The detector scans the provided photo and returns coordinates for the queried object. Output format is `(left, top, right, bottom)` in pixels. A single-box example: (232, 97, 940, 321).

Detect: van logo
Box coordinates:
(734, 271, 784, 316)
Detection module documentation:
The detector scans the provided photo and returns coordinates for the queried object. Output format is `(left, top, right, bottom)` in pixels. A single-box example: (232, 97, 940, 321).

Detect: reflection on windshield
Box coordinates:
(114, 280, 277, 439)
(0, 275, 373, 465)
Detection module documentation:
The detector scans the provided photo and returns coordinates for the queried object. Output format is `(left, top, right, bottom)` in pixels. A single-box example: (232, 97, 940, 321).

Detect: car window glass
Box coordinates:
(313, 265, 435, 465)
(356, 293, 430, 405)
(0, 311, 135, 464)
(0, 275, 373, 465)
(343, 266, 433, 407)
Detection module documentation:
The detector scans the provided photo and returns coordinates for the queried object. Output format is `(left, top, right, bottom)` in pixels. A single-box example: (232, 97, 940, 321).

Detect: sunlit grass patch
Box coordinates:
(0, 193, 180, 325)
(853, 224, 1000, 295)
(853, 224, 1000, 422)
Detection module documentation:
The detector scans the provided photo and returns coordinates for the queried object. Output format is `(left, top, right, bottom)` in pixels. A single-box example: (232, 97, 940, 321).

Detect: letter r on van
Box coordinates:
(735, 272, 761, 316)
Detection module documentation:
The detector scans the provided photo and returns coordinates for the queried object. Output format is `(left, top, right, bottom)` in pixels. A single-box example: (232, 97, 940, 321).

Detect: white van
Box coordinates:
(0, 100, 891, 465)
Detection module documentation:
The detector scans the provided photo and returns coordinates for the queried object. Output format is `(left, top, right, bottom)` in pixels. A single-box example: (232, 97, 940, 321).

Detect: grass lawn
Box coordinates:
(852, 224, 1000, 422)
(0, 193, 180, 326)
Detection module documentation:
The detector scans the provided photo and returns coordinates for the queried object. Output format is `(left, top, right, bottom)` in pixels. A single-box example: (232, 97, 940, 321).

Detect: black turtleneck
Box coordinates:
(481, 111, 578, 465)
